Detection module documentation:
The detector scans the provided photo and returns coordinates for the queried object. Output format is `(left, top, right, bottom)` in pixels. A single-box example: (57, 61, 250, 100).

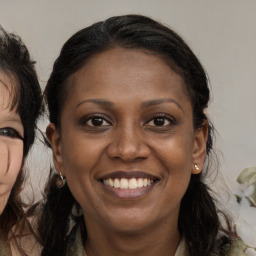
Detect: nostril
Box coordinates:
(106, 138, 150, 162)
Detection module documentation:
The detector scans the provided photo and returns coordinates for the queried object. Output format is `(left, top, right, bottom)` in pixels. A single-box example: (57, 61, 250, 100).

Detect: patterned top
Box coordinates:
(66, 226, 249, 256)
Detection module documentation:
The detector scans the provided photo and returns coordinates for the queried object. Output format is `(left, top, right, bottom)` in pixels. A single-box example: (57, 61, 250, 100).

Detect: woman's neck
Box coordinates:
(84, 216, 180, 256)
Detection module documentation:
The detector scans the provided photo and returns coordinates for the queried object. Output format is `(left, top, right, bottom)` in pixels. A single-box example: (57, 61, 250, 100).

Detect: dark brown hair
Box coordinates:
(40, 15, 235, 256)
(0, 26, 42, 254)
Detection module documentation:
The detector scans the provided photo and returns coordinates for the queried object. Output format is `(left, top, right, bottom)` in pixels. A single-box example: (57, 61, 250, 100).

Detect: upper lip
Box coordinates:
(98, 171, 159, 180)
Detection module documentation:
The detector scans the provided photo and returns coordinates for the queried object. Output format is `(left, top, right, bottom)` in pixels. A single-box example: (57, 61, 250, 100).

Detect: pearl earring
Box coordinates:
(194, 164, 200, 171)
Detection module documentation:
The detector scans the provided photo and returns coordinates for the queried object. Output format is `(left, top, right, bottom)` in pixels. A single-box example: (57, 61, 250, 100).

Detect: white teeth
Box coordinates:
(137, 178, 144, 188)
(109, 179, 114, 187)
(129, 178, 137, 189)
(103, 178, 154, 189)
(114, 178, 120, 188)
(120, 178, 128, 189)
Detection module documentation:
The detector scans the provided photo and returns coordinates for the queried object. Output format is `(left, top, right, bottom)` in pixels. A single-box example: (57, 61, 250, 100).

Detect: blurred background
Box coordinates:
(1, 0, 255, 244)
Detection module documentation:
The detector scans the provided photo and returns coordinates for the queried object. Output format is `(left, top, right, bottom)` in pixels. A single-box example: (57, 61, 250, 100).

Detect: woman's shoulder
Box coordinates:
(226, 238, 255, 256)
(176, 236, 255, 256)
(66, 224, 87, 256)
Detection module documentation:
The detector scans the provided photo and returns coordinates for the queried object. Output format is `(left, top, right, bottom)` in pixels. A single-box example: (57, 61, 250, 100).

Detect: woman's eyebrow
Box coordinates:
(142, 98, 184, 112)
(75, 98, 113, 109)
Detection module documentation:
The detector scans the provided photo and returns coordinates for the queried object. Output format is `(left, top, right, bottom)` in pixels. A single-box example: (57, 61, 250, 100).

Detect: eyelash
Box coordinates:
(79, 113, 175, 129)
(79, 114, 112, 127)
(145, 113, 176, 127)
(0, 127, 23, 140)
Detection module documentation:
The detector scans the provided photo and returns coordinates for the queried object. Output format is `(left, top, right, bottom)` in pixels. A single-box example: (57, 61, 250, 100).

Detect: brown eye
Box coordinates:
(84, 116, 111, 127)
(90, 117, 104, 126)
(153, 117, 166, 126)
(0, 127, 23, 140)
(146, 115, 174, 127)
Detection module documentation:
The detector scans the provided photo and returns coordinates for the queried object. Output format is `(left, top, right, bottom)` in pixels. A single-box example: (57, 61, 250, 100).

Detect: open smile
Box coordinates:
(103, 177, 154, 189)
(98, 171, 159, 198)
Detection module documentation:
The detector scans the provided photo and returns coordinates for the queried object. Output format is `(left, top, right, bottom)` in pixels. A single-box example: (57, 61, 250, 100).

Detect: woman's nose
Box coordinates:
(106, 126, 150, 162)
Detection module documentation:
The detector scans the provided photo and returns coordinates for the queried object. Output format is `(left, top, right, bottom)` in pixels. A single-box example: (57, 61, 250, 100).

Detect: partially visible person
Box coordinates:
(39, 15, 248, 256)
(0, 26, 42, 255)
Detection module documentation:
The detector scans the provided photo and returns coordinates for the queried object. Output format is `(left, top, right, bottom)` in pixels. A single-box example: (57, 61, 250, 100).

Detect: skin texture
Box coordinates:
(47, 48, 208, 256)
(0, 71, 23, 215)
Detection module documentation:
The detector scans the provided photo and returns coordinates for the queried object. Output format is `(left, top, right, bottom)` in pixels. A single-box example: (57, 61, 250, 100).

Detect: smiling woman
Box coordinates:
(0, 27, 42, 255)
(39, 15, 246, 256)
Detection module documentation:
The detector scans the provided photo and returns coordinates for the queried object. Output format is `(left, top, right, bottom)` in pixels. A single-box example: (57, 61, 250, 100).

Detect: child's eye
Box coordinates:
(0, 127, 23, 140)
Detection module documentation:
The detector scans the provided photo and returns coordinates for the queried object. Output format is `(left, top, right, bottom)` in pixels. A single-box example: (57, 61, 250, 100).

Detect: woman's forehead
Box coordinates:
(61, 48, 192, 117)
(70, 48, 185, 93)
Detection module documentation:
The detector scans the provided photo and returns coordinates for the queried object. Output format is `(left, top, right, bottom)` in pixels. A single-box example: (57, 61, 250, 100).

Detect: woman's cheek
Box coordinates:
(0, 141, 23, 214)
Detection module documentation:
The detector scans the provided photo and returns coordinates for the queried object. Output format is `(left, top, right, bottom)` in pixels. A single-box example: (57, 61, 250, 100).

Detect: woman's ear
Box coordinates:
(192, 120, 208, 174)
(46, 123, 64, 175)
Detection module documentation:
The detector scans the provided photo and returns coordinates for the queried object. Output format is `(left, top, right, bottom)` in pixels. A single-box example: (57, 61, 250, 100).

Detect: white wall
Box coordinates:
(1, 0, 255, 202)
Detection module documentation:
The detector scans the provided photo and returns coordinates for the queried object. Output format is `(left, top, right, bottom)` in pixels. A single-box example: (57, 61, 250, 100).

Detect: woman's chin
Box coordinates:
(94, 208, 167, 235)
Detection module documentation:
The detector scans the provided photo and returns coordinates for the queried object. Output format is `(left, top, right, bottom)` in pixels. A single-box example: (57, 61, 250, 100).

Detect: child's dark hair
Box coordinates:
(40, 15, 235, 256)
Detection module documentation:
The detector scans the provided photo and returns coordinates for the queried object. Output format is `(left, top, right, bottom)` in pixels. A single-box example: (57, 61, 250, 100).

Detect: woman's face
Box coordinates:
(0, 71, 24, 214)
(48, 48, 207, 233)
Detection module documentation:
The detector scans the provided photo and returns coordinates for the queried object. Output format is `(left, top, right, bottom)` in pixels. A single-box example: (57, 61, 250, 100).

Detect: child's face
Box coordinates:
(0, 71, 24, 214)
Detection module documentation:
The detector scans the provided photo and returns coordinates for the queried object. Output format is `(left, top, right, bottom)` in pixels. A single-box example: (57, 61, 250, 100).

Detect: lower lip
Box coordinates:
(100, 182, 157, 199)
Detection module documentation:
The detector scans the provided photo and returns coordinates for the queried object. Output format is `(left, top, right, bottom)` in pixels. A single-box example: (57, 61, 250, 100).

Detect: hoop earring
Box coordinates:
(56, 172, 66, 188)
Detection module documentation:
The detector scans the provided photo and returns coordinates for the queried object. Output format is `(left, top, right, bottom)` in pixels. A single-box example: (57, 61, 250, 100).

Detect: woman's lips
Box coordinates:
(98, 171, 159, 198)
